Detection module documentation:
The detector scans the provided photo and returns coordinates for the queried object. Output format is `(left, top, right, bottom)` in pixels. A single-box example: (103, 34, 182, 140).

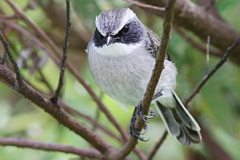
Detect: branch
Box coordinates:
(51, 0, 71, 104)
(183, 37, 240, 106)
(117, 0, 176, 158)
(0, 31, 23, 89)
(5, 0, 128, 141)
(138, 0, 240, 65)
(147, 130, 168, 160)
(0, 65, 113, 154)
(147, 37, 240, 159)
(124, 0, 165, 12)
(0, 14, 20, 19)
(61, 103, 122, 142)
(0, 138, 102, 159)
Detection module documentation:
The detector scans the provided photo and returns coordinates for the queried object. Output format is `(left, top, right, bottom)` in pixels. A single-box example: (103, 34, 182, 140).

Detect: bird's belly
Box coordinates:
(88, 49, 177, 107)
(88, 52, 155, 106)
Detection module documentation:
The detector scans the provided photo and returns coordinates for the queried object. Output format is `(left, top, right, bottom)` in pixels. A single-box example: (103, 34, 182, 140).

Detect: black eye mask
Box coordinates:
(93, 20, 143, 47)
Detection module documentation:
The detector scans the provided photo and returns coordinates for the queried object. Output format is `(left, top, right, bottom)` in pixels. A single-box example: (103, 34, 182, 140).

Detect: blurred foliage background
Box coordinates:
(0, 0, 240, 160)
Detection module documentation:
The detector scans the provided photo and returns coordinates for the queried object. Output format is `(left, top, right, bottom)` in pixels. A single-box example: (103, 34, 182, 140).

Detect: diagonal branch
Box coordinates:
(117, 0, 177, 159)
(0, 65, 113, 154)
(147, 130, 168, 160)
(0, 138, 102, 159)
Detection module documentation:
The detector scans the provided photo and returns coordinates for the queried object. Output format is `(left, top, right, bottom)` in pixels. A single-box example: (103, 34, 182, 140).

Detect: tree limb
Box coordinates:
(118, 0, 176, 159)
(0, 138, 102, 159)
(0, 65, 114, 154)
(139, 0, 240, 65)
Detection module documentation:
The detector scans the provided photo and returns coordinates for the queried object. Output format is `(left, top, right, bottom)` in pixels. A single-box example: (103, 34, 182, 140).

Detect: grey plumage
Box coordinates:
(86, 8, 201, 145)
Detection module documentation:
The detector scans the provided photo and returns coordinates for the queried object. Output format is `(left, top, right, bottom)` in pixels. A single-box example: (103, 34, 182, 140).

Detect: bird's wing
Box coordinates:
(145, 27, 173, 61)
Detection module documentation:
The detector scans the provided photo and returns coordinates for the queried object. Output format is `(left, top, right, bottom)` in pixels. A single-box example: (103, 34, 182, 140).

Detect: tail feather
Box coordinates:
(155, 92, 202, 145)
(156, 101, 180, 136)
(172, 91, 200, 131)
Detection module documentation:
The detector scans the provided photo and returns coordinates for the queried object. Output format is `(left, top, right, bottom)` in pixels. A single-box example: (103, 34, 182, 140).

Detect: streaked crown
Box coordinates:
(96, 8, 136, 36)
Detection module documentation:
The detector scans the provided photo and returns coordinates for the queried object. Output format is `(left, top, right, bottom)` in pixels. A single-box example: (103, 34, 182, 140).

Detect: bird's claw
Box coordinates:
(145, 110, 156, 119)
(129, 101, 156, 141)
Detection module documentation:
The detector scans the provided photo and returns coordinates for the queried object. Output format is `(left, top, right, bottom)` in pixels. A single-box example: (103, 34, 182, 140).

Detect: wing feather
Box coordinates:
(145, 27, 173, 61)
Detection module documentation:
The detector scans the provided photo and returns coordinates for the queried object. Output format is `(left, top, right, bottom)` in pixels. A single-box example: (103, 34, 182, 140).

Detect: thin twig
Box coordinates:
(184, 37, 240, 106)
(0, 31, 23, 89)
(117, 0, 177, 159)
(147, 130, 168, 160)
(0, 138, 102, 159)
(125, 0, 166, 12)
(51, 0, 71, 104)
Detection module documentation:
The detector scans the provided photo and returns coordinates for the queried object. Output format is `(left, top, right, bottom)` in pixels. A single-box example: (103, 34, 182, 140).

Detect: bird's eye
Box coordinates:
(122, 25, 130, 34)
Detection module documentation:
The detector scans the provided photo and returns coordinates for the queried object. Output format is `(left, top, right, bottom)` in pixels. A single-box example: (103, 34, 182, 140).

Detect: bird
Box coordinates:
(86, 8, 201, 145)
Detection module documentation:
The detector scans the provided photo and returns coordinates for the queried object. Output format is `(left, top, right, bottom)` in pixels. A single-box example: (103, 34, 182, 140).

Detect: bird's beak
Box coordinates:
(106, 36, 114, 46)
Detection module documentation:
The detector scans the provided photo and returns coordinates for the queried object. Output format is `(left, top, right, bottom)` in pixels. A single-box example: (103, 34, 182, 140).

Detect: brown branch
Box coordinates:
(125, 0, 165, 12)
(147, 130, 168, 160)
(61, 103, 122, 142)
(201, 127, 232, 160)
(138, 0, 240, 65)
(197, 0, 222, 20)
(0, 14, 20, 19)
(51, 0, 71, 104)
(5, 0, 128, 141)
(117, 0, 176, 159)
(0, 138, 102, 159)
(0, 65, 115, 155)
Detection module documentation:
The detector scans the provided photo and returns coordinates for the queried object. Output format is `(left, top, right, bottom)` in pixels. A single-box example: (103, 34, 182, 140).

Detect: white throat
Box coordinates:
(95, 42, 142, 57)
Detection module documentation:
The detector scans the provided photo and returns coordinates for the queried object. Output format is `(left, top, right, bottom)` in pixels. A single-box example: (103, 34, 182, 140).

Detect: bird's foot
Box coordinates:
(129, 101, 156, 141)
